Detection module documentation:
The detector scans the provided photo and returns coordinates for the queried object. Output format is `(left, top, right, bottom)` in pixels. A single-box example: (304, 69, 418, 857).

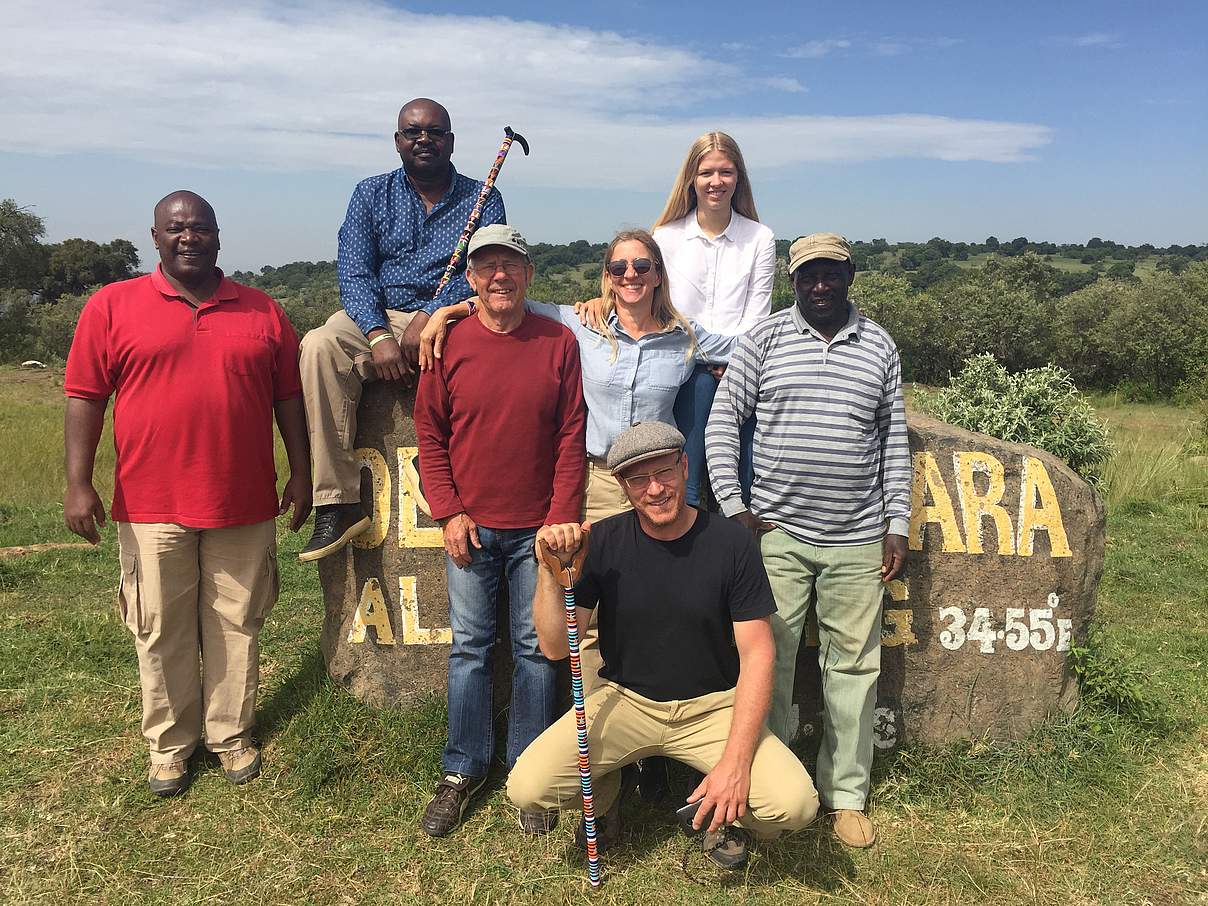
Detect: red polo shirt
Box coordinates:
(65, 267, 302, 528)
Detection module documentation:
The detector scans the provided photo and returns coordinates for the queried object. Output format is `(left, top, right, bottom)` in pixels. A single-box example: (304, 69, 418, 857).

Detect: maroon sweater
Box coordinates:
(414, 311, 586, 528)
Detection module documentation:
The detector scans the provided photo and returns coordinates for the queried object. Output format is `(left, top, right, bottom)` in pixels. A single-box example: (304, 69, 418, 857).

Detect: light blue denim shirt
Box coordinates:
(525, 301, 738, 458)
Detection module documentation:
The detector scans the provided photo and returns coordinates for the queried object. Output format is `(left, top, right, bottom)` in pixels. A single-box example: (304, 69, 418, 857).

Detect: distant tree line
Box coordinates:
(854, 255, 1208, 399)
(4, 196, 1205, 401)
(0, 199, 140, 300)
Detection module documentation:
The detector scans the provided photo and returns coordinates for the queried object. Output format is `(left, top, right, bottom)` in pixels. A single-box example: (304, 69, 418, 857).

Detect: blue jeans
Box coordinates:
(443, 525, 558, 777)
(674, 363, 754, 508)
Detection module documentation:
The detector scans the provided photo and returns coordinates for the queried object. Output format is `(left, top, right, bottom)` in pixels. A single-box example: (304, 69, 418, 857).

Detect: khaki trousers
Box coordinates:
(299, 309, 419, 505)
(507, 681, 819, 840)
(761, 529, 883, 810)
(117, 520, 278, 764)
(577, 460, 632, 695)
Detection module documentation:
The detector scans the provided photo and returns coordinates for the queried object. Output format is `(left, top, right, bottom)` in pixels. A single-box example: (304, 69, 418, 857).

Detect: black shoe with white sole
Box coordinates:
(298, 504, 371, 562)
(421, 773, 486, 837)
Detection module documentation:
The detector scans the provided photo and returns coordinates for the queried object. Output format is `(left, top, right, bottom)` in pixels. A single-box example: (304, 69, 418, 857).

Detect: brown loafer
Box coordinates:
(832, 809, 876, 848)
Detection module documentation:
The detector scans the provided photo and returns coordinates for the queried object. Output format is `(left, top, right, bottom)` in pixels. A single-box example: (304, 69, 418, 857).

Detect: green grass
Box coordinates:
(1, 366, 1205, 904)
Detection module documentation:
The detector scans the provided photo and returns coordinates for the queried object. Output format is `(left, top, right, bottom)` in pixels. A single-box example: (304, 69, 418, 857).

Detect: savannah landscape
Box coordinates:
(1, 220, 1206, 903)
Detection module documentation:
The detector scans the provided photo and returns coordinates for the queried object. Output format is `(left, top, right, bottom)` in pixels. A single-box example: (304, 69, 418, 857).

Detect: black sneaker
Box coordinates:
(702, 825, 749, 870)
(421, 773, 485, 837)
(575, 799, 621, 853)
(298, 504, 371, 562)
(517, 807, 559, 835)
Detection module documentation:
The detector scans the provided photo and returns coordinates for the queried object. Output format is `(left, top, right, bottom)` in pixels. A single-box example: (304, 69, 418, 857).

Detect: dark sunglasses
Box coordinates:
(398, 126, 449, 141)
(606, 257, 654, 278)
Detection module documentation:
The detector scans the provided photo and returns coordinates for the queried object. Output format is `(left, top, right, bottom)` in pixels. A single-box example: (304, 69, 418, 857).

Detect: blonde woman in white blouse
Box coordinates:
(651, 132, 774, 506)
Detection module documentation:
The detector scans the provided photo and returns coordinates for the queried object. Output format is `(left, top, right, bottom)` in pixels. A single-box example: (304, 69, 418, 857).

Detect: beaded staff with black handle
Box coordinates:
(432, 126, 530, 299)
(536, 527, 601, 889)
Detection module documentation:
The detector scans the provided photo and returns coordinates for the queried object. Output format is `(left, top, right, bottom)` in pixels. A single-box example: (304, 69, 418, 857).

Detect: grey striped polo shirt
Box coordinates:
(705, 302, 911, 546)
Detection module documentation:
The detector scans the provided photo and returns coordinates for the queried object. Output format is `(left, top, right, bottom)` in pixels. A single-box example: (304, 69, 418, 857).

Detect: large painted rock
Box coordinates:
(320, 388, 1106, 749)
(317, 381, 453, 707)
(792, 412, 1106, 750)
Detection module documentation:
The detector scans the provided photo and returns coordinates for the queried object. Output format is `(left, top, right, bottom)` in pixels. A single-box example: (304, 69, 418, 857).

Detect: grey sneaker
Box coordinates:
(702, 825, 749, 870)
(218, 746, 262, 785)
(148, 760, 191, 797)
(421, 773, 486, 837)
(299, 504, 371, 562)
(517, 807, 559, 835)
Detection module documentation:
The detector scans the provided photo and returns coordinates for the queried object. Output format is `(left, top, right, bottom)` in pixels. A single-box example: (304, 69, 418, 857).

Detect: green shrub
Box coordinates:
(916, 353, 1113, 486)
(1068, 630, 1171, 731)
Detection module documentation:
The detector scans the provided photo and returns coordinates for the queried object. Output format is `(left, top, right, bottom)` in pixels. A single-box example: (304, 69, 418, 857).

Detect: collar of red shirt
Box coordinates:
(151, 265, 240, 308)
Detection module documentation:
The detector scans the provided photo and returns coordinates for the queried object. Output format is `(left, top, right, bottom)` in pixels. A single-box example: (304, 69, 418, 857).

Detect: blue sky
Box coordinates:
(1, 0, 1204, 271)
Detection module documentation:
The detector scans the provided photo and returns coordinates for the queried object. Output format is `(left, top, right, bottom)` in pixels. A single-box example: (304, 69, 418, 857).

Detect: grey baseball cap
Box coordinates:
(606, 422, 686, 474)
(467, 224, 530, 260)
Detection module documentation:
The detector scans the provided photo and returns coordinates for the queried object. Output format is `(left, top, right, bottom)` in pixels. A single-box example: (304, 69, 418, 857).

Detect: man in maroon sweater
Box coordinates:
(414, 224, 587, 837)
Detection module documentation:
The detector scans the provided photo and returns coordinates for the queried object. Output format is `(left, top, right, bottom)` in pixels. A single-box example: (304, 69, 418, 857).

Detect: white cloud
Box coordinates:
(784, 39, 852, 59)
(1055, 32, 1123, 48)
(0, 1, 1051, 190)
(760, 77, 808, 94)
(872, 40, 910, 56)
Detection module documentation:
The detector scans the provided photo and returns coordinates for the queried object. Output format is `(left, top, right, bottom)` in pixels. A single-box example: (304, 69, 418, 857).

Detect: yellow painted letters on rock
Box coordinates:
(909, 451, 1072, 558)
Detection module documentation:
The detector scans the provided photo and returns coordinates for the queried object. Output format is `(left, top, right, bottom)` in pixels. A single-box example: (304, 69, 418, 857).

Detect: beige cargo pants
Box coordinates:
(117, 520, 278, 764)
(298, 309, 419, 506)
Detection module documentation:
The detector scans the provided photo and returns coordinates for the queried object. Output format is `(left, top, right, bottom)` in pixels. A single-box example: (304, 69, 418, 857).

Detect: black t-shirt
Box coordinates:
(575, 509, 776, 701)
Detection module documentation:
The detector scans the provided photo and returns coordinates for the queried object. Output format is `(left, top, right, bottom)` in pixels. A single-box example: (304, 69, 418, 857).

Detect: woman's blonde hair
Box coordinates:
(597, 229, 697, 363)
(652, 131, 759, 229)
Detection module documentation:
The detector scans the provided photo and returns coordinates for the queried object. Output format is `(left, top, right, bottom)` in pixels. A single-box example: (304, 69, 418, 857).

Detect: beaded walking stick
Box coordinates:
(536, 528, 601, 889)
(433, 126, 530, 299)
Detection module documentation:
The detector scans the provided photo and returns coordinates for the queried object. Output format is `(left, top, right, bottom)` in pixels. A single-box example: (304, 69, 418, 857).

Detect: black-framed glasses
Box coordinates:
(606, 257, 654, 278)
(397, 126, 449, 142)
(619, 453, 682, 490)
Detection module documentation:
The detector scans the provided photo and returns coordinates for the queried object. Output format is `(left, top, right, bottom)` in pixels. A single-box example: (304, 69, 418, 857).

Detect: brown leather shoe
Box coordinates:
(832, 809, 876, 848)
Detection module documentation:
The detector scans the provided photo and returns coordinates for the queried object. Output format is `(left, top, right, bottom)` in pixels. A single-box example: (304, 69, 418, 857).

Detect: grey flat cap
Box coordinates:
(607, 421, 686, 474)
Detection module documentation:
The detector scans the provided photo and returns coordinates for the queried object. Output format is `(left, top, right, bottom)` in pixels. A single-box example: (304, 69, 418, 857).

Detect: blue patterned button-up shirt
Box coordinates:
(337, 164, 506, 335)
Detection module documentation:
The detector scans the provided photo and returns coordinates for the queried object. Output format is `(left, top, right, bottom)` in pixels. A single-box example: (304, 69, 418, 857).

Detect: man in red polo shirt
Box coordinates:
(63, 190, 311, 797)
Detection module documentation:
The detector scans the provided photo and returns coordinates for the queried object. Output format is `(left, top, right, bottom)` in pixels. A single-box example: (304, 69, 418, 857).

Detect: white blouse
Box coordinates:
(652, 211, 776, 335)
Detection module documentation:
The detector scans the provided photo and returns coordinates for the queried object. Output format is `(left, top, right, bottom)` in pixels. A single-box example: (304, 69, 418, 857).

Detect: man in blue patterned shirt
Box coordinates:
(299, 98, 506, 561)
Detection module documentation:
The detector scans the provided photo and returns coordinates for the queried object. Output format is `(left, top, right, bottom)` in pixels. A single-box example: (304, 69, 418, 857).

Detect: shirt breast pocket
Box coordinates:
(643, 349, 686, 391)
(842, 393, 879, 433)
(201, 332, 273, 377)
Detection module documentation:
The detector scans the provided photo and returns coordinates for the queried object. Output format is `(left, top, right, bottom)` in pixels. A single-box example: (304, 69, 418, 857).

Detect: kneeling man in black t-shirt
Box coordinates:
(507, 422, 818, 870)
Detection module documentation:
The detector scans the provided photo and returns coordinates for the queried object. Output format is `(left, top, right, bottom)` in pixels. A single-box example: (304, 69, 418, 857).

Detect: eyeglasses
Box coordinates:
(398, 126, 449, 142)
(619, 453, 682, 490)
(469, 260, 527, 275)
(606, 258, 654, 278)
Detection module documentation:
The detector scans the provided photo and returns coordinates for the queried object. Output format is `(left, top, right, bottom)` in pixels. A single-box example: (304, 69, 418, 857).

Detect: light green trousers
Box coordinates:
(761, 529, 883, 810)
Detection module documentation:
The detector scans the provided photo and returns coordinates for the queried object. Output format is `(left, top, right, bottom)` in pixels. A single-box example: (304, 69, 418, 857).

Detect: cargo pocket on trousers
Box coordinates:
(117, 551, 146, 637)
(251, 548, 280, 630)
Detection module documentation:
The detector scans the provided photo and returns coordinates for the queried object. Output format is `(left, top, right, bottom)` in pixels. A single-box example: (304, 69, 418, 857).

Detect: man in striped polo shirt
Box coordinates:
(705, 232, 910, 849)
